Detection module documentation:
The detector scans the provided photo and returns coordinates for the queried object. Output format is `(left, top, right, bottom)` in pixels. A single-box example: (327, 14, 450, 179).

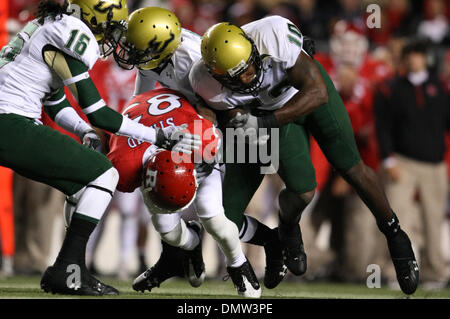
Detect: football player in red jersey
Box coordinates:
(107, 88, 262, 298)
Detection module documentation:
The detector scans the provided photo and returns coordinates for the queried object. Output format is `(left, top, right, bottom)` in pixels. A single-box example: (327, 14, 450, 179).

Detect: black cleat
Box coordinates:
(387, 229, 419, 295)
(263, 228, 287, 289)
(133, 241, 185, 293)
(183, 221, 206, 288)
(226, 260, 261, 298)
(41, 264, 119, 296)
(278, 224, 307, 276)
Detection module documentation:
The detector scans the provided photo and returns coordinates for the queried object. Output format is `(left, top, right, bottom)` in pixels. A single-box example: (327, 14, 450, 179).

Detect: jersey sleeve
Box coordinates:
(243, 15, 303, 69)
(44, 15, 99, 70)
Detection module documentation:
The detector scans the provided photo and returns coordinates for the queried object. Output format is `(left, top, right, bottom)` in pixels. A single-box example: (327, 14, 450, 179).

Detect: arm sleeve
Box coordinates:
(373, 84, 395, 160)
(43, 88, 92, 137)
(43, 47, 157, 143)
(82, 104, 156, 143)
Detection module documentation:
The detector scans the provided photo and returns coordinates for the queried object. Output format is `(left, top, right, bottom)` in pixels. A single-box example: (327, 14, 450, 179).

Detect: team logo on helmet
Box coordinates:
(142, 150, 197, 214)
(94, 0, 122, 21)
(147, 33, 175, 56)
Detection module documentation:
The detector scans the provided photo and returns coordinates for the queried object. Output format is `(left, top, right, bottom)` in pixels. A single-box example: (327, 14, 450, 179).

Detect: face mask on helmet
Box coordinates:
(68, 0, 128, 58)
(202, 23, 264, 96)
(141, 150, 197, 215)
(114, 35, 175, 70)
(211, 37, 264, 95)
(97, 19, 127, 58)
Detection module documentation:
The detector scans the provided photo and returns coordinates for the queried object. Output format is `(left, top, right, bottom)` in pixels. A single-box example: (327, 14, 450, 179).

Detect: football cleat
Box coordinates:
(133, 241, 185, 293)
(226, 260, 262, 298)
(387, 229, 419, 295)
(264, 228, 288, 289)
(41, 264, 119, 296)
(182, 221, 206, 288)
(278, 223, 307, 276)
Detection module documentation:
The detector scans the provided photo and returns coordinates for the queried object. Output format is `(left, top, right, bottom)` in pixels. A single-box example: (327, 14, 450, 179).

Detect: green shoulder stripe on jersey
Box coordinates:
(287, 23, 303, 48)
(0, 21, 39, 69)
(86, 106, 123, 134)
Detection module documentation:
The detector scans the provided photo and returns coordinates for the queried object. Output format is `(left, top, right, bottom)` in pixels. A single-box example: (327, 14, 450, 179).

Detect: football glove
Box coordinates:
(229, 112, 274, 145)
(155, 124, 202, 155)
(81, 129, 102, 152)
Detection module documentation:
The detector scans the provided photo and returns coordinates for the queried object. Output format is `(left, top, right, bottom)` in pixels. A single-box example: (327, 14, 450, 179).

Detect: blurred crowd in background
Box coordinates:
(0, 0, 449, 291)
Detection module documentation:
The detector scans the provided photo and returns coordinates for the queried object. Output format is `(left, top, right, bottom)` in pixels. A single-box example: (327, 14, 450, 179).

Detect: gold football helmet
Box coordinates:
(201, 22, 264, 94)
(68, 0, 128, 57)
(114, 7, 182, 70)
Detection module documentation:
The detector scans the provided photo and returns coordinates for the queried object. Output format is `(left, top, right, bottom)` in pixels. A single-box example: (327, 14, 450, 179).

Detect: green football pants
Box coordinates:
(223, 60, 361, 229)
(0, 113, 112, 196)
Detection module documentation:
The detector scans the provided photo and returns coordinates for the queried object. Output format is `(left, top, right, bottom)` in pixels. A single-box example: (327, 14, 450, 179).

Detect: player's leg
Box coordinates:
(133, 207, 204, 292)
(195, 166, 260, 298)
(0, 114, 119, 295)
(136, 207, 150, 274)
(222, 161, 287, 288)
(276, 123, 318, 276)
(115, 189, 141, 280)
(305, 61, 419, 294)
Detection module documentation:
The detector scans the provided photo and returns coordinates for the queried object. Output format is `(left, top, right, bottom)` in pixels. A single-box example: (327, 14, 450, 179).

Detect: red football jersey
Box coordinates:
(108, 88, 219, 192)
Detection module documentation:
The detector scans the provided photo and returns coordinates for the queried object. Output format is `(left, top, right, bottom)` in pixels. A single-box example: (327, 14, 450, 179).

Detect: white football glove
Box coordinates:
(229, 112, 269, 145)
(81, 129, 102, 152)
(155, 124, 202, 155)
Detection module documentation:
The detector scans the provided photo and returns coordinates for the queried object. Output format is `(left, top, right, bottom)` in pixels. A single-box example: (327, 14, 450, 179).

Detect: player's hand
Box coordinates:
(81, 129, 102, 152)
(229, 112, 269, 145)
(155, 124, 202, 155)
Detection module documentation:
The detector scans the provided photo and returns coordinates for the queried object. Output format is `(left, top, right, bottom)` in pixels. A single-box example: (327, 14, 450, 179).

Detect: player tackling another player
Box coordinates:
(107, 88, 261, 298)
(189, 17, 419, 295)
(0, 0, 420, 297)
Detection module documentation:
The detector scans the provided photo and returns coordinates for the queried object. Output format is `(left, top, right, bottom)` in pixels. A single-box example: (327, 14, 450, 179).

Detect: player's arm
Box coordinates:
(273, 51, 328, 126)
(42, 46, 199, 152)
(193, 95, 217, 124)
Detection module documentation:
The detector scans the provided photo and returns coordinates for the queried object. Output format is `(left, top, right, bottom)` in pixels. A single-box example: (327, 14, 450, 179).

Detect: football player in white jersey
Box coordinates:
(189, 17, 419, 295)
(0, 0, 199, 296)
(112, 7, 264, 297)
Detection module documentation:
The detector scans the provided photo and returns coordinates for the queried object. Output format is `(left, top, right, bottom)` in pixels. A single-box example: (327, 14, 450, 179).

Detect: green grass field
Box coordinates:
(0, 276, 449, 299)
